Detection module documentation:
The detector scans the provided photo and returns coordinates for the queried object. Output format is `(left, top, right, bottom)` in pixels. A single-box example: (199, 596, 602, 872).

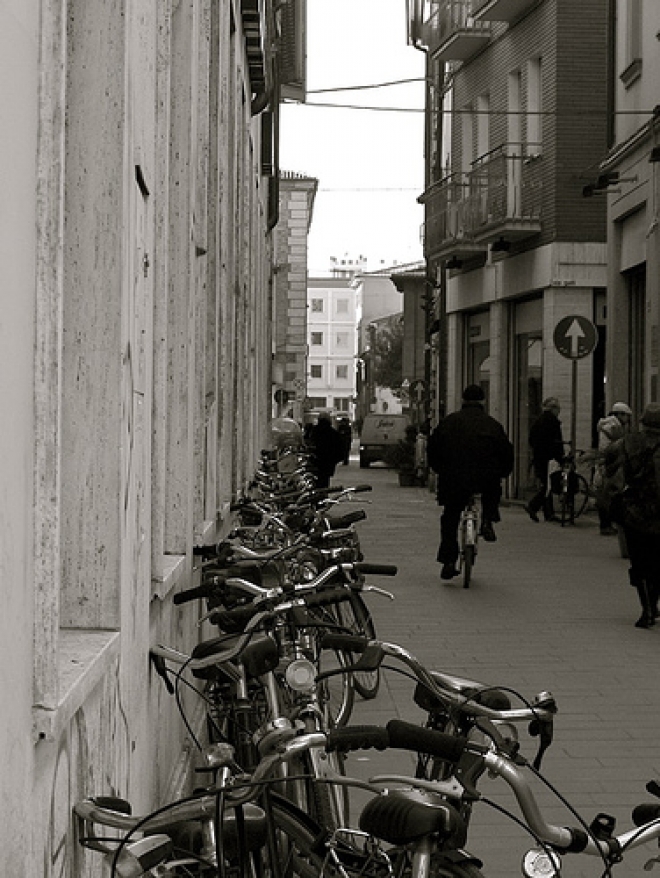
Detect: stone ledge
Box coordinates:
(33, 629, 120, 744)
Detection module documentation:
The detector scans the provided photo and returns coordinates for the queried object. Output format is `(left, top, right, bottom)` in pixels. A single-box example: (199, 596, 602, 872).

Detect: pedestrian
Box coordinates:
(524, 397, 564, 523)
(307, 412, 345, 489)
(594, 401, 632, 535)
(427, 384, 514, 580)
(603, 402, 660, 629)
(336, 417, 353, 465)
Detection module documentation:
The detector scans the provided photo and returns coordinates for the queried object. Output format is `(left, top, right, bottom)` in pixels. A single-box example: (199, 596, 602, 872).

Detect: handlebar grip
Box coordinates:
(329, 509, 367, 527)
(302, 586, 353, 609)
(386, 719, 468, 763)
(355, 562, 398, 576)
(320, 633, 369, 653)
(353, 484, 373, 493)
(326, 725, 390, 753)
(632, 803, 660, 826)
(173, 582, 217, 605)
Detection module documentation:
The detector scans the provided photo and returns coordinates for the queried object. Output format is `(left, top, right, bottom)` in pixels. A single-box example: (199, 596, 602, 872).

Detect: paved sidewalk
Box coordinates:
(331, 461, 660, 878)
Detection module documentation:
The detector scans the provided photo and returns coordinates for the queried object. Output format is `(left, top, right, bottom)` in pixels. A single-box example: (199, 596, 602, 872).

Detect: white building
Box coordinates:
(307, 278, 358, 419)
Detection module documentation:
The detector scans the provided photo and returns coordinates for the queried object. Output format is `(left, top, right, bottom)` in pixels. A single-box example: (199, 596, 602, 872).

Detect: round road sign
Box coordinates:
(553, 315, 598, 360)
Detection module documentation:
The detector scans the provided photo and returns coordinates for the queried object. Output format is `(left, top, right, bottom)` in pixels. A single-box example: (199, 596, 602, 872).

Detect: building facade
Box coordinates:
(0, 0, 303, 871)
(410, 0, 611, 497)
(601, 0, 660, 415)
(273, 172, 318, 420)
(307, 278, 358, 419)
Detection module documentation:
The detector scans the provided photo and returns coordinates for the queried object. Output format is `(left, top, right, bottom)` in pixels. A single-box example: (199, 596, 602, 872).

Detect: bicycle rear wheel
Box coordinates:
(462, 544, 475, 589)
(571, 473, 590, 519)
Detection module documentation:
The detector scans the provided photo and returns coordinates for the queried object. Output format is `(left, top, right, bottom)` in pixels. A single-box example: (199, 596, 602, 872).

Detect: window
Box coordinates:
(336, 331, 349, 348)
(620, 0, 642, 87)
(526, 58, 542, 155)
(309, 396, 327, 408)
(310, 332, 323, 346)
(461, 105, 474, 175)
(336, 298, 349, 314)
(508, 69, 522, 147)
(311, 298, 324, 313)
(336, 364, 349, 380)
(476, 93, 489, 159)
(310, 364, 323, 379)
(333, 398, 350, 412)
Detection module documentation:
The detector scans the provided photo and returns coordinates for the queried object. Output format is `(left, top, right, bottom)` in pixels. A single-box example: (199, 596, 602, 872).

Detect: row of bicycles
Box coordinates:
(74, 444, 660, 878)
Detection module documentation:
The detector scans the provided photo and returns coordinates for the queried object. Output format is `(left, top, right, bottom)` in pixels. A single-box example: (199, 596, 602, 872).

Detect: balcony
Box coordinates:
(468, 144, 543, 247)
(472, 0, 538, 23)
(423, 0, 491, 62)
(420, 176, 488, 263)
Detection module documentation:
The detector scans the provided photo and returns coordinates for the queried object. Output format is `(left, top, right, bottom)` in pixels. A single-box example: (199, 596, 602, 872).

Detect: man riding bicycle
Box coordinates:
(427, 385, 514, 581)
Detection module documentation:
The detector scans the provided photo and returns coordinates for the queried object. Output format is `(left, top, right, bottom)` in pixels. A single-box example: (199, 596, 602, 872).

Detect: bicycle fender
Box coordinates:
(436, 848, 484, 869)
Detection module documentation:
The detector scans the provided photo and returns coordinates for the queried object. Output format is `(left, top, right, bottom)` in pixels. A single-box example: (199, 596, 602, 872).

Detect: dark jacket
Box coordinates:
(528, 410, 564, 466)
(428, 402, 514, 503)
(308, 420, 345, 478)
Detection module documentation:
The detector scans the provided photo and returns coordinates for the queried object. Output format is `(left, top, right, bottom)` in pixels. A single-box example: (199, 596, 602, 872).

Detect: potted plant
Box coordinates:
(385, 426, 418, 487)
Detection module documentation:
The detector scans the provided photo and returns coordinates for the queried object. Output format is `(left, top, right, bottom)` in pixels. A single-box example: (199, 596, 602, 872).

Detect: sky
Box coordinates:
(279, 0, 427, 276)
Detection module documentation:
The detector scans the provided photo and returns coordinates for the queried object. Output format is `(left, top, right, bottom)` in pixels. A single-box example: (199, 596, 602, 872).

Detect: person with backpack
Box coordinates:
(427, 385, 514, 580)
(603, 402, 660, 628)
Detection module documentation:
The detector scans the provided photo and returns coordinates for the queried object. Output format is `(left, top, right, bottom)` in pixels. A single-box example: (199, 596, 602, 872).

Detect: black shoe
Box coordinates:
(545, 515, 559, 523)
(481, 522, 497, 542)
(635, 613, 655, 629)
(524, 504, 539, 523)
(440, 563, 459, 580)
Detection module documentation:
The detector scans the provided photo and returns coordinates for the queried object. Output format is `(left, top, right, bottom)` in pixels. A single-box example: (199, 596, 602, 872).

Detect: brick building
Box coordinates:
(410, 0, 610, 497)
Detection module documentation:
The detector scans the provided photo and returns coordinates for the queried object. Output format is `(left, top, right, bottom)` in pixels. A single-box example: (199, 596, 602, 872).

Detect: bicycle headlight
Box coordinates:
(285, 658, 317, 692)
(521, 847, 561, 877)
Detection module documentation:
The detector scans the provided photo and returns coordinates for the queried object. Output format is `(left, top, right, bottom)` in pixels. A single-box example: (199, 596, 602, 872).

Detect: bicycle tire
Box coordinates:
(429, 860, 486, 878)
(262, 794, 331, 878)
(462, 544, 475, 589)
(559, 487, 573, 527)
(571, 473, 590, 519)
(335, 593, 380, 700)
(317, 643, 355, 728)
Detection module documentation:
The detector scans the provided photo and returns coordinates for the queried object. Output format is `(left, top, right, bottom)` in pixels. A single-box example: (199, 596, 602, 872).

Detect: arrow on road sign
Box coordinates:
(565, 319, 585, 358)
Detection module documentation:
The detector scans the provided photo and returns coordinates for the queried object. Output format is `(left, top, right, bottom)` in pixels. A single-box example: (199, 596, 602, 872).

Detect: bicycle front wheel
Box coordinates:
(334, 593, 380, 700)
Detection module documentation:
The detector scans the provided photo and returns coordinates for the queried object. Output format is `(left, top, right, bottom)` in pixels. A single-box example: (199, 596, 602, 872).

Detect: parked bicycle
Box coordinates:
(550, 444, 590, 527)
(76, 714, 660, 878)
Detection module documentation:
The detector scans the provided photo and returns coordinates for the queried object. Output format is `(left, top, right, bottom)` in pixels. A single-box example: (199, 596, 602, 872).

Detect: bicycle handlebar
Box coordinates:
(75, 721, 660, 865)
(318, 633, 556, 724)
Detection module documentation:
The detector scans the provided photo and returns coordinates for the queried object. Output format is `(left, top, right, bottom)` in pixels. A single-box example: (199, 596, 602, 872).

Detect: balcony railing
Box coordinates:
(469, 143, 543, 242)
(422, 0, 491, 61)
(421, 144, 543, 258)
(421, 175, 488, 261)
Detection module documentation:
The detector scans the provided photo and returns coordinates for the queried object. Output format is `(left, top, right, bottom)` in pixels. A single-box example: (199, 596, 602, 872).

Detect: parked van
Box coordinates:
(359, 413, 409, 468)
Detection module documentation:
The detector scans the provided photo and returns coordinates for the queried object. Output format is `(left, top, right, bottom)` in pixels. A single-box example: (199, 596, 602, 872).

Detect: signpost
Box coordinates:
(553, 315, 598, 454)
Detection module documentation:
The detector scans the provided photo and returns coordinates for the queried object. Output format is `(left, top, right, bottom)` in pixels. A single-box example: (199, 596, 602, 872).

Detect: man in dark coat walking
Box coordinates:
(428, 385, 514, 580)
(307, 412, 345, 489)
(524, 397, 564, 522)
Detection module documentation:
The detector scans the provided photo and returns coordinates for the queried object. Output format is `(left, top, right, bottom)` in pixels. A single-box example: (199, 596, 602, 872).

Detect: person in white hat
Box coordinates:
(595, 402, 632, 534)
